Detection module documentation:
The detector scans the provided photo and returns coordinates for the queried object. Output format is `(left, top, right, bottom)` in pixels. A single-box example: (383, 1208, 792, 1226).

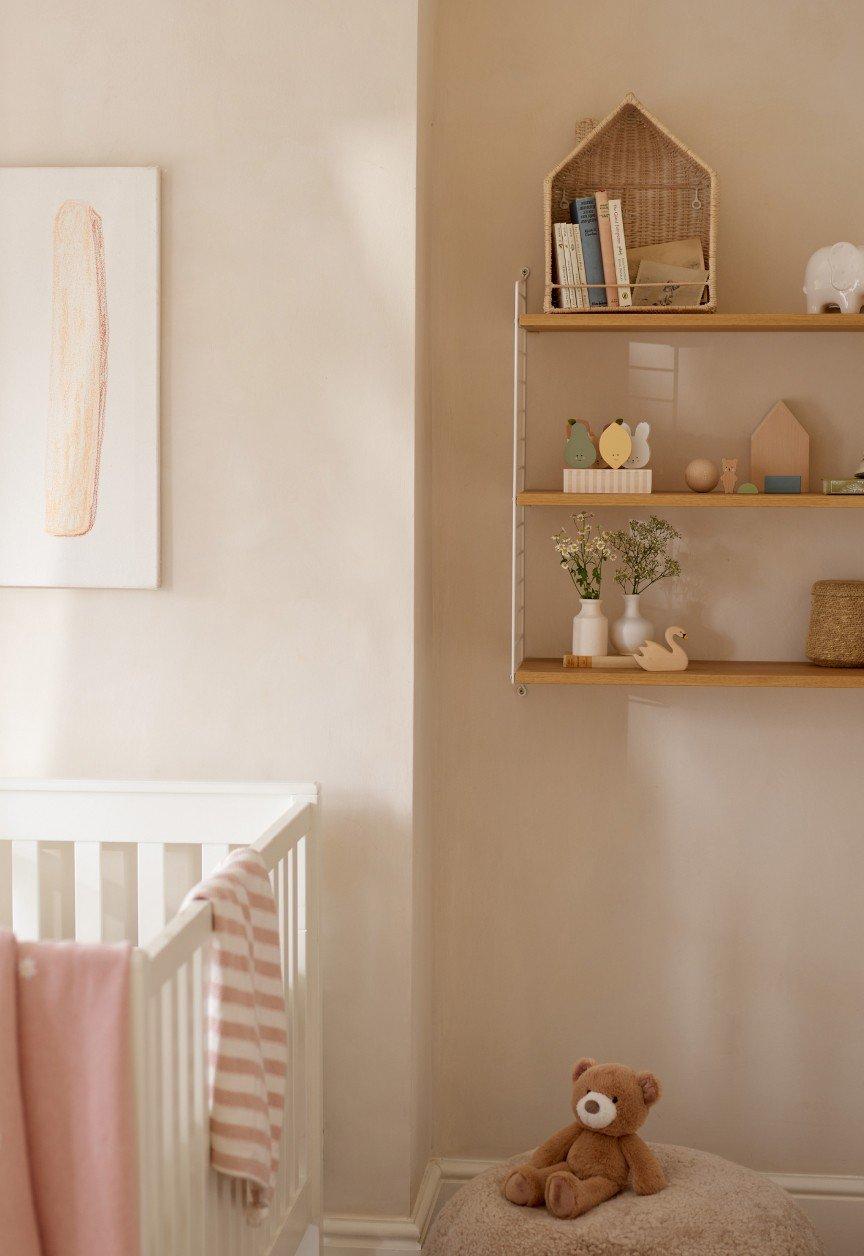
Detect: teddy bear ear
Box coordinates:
(572, 1057, 597, 1082)
(637, 1071, 662, 1105)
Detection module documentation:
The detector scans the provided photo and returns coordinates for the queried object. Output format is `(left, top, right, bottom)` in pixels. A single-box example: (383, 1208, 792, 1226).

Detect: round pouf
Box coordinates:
(426, 1145, 823, 1256)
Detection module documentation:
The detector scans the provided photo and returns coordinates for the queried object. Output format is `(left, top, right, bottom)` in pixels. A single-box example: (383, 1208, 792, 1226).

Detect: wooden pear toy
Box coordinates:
(564, 420, 597, 469)
(598, 419, 632, 470)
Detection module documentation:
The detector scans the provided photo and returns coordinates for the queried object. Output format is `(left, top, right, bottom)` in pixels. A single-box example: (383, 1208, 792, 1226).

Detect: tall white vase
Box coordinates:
(610, 593, 653, 655)
(572, 598, 608, 657)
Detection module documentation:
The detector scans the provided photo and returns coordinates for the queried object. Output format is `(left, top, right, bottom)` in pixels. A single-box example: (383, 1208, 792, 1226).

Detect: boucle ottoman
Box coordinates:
(426, 1145, 823, 1256)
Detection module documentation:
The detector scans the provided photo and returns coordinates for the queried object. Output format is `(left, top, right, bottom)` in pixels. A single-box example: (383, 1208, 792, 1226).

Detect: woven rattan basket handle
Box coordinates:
(575, 117, 596, 143)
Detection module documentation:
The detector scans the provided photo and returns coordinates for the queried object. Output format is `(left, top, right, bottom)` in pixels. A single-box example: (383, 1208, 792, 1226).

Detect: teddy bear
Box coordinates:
(502, 1057, 667, 1220)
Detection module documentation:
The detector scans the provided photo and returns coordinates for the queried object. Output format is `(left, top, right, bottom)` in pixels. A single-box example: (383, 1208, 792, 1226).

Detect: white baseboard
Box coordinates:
(322, 1161, 442, 1255)
(324, 1157, 864, 1256)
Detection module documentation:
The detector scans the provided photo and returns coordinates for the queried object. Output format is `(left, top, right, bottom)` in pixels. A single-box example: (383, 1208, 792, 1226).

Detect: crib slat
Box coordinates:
(145, 986, 163, 1256)
(11, 840, 40, 938)
(174, 968, 190, 1256)
(271, 862, 285, 1235)
(161, 979, 176, 1255)
(138, 843, 166, 945)
(191, 947, 208, 1256)
(291, 842, 302, 1195)
(296, 835, 309, 1184)
(74, 842, 103, 941)
(284, 846, 297, 1198)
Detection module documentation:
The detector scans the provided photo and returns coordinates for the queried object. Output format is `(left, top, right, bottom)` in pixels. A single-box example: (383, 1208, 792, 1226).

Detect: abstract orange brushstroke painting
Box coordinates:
(45, 200, 109, 537)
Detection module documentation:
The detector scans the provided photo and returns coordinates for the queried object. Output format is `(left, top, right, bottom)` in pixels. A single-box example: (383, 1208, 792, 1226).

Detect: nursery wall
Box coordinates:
(0, 0, 427, 1221)
(423, 0, 864, 1243)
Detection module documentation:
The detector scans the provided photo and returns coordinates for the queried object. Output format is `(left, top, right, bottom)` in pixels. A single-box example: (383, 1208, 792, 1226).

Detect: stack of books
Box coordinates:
(553, 194, 709, 310)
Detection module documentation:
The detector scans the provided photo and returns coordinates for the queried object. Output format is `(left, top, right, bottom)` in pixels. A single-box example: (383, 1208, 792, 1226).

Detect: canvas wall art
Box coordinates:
(0, 167, 159, 587)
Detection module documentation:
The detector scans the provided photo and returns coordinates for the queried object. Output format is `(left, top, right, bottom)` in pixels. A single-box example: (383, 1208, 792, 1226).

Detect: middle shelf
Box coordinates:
(517, 491, 864, 509)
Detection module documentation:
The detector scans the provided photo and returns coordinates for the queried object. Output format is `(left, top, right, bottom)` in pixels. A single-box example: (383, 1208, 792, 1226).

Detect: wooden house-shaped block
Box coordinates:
(750, 401, 810, 492)
(543, 93, 717, 313)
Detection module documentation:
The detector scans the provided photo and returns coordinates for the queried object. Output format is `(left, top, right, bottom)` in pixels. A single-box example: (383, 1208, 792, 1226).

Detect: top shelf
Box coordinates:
(520, 313, 864, 333)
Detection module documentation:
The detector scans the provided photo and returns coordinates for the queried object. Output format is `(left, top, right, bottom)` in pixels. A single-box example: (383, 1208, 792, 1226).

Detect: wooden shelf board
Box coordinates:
(516, 659, 864, 688)
(517, 658, 864, 688)
(517, 491, 864, 509)
(521, 313, 864, 333)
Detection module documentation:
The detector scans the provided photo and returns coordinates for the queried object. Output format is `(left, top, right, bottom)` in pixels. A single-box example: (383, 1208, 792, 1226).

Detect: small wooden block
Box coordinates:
(563, 654, 639, 669)
(765, 475, 801, 493)
(737, 482, 759, 494)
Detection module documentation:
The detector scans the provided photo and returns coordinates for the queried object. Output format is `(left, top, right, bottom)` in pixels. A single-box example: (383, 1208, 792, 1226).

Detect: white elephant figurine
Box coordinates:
(804, 242, 864, 314)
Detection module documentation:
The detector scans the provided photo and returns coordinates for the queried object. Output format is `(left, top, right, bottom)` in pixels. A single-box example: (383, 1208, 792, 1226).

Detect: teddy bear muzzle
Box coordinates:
(576, 1090, 617, 1129)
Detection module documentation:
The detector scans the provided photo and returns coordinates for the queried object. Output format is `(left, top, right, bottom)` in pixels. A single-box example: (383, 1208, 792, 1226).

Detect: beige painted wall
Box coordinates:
(424, 0, 864, 1184)
(0, 0, 425, 1218)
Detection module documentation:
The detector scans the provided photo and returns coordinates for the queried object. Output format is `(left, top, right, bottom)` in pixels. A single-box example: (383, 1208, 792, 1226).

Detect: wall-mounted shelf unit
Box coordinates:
(518, 491, 864, 509)
(521, 313, 864, 333)
(510, 269, 864, 692)
(517, 659, 864, 688)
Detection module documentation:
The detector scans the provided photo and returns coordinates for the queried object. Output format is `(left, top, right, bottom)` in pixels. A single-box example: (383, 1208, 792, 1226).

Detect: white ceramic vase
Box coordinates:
(610, 593, 653, 656)
(572, 598, 608, 657)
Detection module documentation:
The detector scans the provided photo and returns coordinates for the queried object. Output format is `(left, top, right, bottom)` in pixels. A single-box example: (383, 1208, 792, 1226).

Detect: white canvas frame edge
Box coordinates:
(0, 166, 161, 590)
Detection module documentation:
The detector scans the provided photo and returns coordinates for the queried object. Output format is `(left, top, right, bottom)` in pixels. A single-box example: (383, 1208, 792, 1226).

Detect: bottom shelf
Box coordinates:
(516, 659, 864, 688)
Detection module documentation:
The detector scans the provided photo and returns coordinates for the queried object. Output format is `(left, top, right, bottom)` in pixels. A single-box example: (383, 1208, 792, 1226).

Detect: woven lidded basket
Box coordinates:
(544, 93, 717, 313)
(806, 580, 864, 667)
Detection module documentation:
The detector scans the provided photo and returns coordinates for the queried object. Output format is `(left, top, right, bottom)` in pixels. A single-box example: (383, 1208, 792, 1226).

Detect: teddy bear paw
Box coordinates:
(503, 1167, 543, 1207)
(545, 1170, 581, 1219)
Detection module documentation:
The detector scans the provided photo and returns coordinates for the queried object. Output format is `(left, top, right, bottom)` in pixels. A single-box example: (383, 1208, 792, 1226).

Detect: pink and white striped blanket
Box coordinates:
(183, 848, 288, 1221)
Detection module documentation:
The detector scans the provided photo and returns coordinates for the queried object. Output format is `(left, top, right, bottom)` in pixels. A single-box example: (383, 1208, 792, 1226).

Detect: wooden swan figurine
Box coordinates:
(633, 627, 689, 672)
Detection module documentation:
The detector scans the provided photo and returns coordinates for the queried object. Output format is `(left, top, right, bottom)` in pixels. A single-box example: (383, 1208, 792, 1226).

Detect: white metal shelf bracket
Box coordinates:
(511, 267, 530, 693)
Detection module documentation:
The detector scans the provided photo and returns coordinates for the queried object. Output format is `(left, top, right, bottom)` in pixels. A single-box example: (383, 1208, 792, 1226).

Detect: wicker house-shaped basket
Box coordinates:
(544, 93, 717, 313)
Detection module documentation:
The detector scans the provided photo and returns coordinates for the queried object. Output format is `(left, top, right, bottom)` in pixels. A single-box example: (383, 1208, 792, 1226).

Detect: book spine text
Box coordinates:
(565, 223, 586, 309)
(553, 224, 574, 310)
(570, 197, 606, 308)
(608, 199, 632, 307)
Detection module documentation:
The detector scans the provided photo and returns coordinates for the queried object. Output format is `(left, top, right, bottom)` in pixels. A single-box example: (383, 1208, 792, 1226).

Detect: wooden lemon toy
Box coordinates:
(598, 419, 632, 470)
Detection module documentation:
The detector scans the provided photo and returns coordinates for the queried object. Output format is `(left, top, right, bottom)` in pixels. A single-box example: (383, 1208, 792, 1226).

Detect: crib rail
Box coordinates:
(0, 780, 313, 945)
(133, 796, 320, 1256)
(0, 780, 320, 1256)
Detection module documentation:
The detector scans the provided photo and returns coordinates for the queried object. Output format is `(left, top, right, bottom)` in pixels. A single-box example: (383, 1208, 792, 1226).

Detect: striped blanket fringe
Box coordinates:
(182, 847, 287, 1224)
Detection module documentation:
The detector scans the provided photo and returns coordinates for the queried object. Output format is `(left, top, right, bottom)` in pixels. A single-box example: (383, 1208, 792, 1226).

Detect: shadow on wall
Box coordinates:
(434, 676, 863, 1176)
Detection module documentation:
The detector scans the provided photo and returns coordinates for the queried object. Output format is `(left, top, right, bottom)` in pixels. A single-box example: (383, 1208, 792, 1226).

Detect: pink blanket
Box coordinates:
(0, 931, 138, 1256)
(183, 848, 288, 1222)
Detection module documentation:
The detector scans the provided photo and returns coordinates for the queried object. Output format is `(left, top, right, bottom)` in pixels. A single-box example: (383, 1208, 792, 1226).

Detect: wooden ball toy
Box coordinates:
(684, 458, 719, 492)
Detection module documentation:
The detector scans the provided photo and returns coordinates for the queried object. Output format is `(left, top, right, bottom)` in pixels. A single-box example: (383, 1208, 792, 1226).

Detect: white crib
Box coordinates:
(0, 779, 321, 1256)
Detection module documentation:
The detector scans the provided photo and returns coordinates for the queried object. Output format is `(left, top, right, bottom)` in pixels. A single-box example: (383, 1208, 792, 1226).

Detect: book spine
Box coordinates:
(607, 199, 632, 307)
(559, 223, 577, 309)
(822, 478, 864, 494)
(594, 192, 618, 307)
(553, 224, 573, 310)
(570, 197, 606, 308)
(565, 223, 586, 309)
